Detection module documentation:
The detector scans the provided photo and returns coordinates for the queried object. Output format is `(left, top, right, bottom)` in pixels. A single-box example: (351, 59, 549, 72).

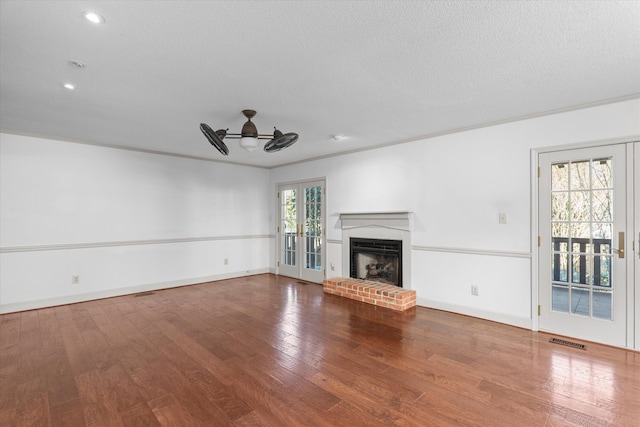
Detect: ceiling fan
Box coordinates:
(200, 109, 298, 156)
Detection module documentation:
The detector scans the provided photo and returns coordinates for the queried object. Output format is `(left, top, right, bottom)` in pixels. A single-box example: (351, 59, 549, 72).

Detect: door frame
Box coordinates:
(633, 142, 639, 348)
(275, 177, 327, 283)
(531, 137, 639, 349)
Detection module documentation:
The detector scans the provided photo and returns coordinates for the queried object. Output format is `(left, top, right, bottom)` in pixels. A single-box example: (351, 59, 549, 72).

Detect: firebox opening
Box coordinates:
(350, 237, 402, 287)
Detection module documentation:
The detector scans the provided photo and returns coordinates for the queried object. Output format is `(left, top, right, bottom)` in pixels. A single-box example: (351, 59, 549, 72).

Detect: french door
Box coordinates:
(635, 142, 640, 348)
(538, 144, 628, 347)
(277, 179, 325, 283)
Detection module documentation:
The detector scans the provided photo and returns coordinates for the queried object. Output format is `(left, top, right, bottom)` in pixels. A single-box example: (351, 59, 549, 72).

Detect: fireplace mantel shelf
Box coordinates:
(339, 212, 412, 231)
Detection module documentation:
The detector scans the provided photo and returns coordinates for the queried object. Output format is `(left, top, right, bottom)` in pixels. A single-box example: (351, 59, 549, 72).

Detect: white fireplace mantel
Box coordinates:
(339, 211, 412, 231)
(339, 212, 412, 289)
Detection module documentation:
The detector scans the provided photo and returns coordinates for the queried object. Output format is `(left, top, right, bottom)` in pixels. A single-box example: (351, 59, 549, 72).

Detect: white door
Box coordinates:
(635, 142, 640, 348)
(277, 180, 325, 283)
(539, 144, 628, 347)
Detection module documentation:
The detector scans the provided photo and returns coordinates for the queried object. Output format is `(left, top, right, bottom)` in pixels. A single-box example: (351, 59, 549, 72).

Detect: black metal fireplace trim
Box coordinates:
(349, 237, 403, 287)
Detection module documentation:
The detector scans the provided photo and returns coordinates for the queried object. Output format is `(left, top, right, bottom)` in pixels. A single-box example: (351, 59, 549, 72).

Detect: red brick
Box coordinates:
(324, 277, 416, 311)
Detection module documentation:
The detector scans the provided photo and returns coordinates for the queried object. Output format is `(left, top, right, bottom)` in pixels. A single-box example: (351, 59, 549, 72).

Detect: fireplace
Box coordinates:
(350, 237, 402, 287)
(340, 212, 412, 290)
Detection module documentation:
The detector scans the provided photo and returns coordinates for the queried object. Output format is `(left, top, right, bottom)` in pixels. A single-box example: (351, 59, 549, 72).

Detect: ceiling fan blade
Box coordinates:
(200, 123, 229, 155)
(264, 131, 298, 153)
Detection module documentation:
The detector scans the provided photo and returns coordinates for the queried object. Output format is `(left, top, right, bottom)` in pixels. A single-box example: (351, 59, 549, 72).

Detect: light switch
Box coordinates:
(499, 213, 507, 224)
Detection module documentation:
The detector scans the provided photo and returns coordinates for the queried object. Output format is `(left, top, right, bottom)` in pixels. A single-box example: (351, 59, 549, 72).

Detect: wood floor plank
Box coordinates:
(57, 323, 96, 377)
(148, 394, 199, 427)
(145, 325, 253, 422)
(325, 400, 392, 427)
(1, 274, 639, 426)
(309, 369, 416, 426)
(14, 377, 51, 427)
(146, 361, 234, 425)
(231, 410, 274, 427)
(222, 357, 331, 427)
(235, 353, 341, 415)
(118, 401, 162, 427)
(49, 398, 86, 426)
(46, 372, 79, 409)
(75, 369, 125, 427)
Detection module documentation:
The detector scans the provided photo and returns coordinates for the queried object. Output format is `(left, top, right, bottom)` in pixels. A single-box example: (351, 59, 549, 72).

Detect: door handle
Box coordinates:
(612, 232, 624, 258)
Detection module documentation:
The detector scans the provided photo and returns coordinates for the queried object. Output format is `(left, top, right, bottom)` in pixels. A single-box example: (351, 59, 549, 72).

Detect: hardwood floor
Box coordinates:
(1, 274, 639, 426)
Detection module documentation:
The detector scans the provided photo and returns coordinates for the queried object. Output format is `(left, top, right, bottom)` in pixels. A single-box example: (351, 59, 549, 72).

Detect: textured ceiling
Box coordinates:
(1, 1, 639, 168)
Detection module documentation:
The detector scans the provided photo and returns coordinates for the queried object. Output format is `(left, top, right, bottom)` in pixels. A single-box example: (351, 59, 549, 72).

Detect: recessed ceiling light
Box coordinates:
(63, 83, 75, 90)
(83, 11, 105, 24)
(69, 60, 86, 68)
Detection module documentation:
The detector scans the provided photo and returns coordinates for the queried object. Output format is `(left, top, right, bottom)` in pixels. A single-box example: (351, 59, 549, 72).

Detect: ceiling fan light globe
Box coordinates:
(239, 136, 260, 152)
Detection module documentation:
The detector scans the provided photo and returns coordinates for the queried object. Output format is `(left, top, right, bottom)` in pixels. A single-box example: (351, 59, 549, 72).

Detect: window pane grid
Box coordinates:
(281, 189, 296, 267)
(550, 158, 613, 320)
(304, 186, 322, 271)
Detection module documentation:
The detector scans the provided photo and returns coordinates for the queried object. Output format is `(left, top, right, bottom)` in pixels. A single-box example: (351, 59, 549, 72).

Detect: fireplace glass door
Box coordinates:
(350, 238, 402, 286)
(277, 180, 325, 283)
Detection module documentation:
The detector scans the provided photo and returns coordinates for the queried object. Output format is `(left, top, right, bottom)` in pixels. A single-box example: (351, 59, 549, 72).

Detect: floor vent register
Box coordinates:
(549, 337, 586, 350)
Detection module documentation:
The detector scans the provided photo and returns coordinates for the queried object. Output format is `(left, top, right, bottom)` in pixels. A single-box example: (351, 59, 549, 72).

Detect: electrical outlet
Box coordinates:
(330, 263, 335, 271)
(72, 275, 80, 284)
(471, 285, 479, 296)
(224, 258, 229, 265)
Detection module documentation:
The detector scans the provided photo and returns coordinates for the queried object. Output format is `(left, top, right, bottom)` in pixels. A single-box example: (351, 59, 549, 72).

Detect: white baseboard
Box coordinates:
(0, 269, 270, 314)
(417, 297, 533, 330)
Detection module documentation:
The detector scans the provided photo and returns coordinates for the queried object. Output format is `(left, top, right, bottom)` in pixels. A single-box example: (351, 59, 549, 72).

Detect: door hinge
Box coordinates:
(277, 261, 280, 267)
(538, 236, 541, 247)
(277, 191, 280, 198)
(538, 305, 541, 316)
(323, 269, 326, 278)
(537, 167, 540, 178)
(277, 226, 280, 233)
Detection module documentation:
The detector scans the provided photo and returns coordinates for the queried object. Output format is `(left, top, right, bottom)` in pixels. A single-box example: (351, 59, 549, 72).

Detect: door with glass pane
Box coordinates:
(635, 142, 640, 348)
(277, 180, 325, 283)
(539, 145, 627, 347)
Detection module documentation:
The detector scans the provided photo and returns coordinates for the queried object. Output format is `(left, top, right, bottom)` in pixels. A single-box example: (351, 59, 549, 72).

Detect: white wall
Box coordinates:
(269, 99, 640, 328)
(0, 133, 272, 312)
(2, 99, 639, 323)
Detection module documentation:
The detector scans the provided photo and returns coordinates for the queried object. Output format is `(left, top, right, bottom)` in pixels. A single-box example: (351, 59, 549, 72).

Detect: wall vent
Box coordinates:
(134, 291, 155, 297)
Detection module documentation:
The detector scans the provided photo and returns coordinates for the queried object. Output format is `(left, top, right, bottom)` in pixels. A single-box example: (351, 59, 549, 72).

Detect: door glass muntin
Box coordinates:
(550, 157, 614, 320)
(281, 188, 297, 267)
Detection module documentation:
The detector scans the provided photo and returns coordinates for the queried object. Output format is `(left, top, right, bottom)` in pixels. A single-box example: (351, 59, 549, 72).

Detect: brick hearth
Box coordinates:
(323, 277, 416, 311)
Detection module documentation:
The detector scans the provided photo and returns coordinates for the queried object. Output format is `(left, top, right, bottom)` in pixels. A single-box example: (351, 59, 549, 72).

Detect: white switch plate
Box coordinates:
(499, 213, 507, 224)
